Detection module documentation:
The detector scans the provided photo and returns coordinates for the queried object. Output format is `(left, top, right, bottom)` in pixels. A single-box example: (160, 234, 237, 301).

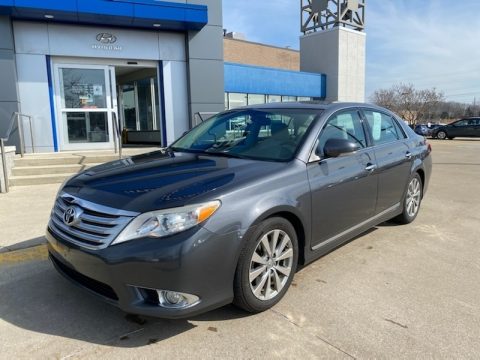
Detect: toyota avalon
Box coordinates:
(47, 102, 432, 318)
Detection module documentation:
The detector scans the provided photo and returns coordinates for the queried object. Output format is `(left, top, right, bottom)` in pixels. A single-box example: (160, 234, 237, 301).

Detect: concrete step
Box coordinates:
(14, 155, 120, 167)
(11, 163, 101, 176)
(9, 173, 77, 187)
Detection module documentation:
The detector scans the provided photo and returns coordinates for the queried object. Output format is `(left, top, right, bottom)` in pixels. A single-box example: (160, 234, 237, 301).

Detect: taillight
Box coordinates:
(427, 142, 432, 153)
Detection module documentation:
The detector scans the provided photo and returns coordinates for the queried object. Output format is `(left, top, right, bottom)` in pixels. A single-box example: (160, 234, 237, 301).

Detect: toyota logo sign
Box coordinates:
(63, 206, 83, 226)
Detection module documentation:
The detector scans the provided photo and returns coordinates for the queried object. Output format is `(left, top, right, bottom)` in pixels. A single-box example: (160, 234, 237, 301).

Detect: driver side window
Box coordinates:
(454, 120, 468, 127)
(317, 110, 366, 157)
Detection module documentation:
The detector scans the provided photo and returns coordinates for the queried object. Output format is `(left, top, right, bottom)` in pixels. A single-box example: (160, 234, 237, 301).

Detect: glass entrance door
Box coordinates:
(118, 77, 159, 132)
(55, 64, 115, 151)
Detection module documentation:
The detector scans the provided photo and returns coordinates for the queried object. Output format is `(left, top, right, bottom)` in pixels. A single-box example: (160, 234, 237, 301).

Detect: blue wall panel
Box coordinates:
(14, 0, 77, 12)
(224, 62, 326, 98)
(0, 0, 208, 30)
(78, 0, 134, 18)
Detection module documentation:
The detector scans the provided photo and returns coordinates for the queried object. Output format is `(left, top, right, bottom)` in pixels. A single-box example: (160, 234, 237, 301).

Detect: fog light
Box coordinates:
(164, 291, 182, 305)
(157, 290, 200, 309)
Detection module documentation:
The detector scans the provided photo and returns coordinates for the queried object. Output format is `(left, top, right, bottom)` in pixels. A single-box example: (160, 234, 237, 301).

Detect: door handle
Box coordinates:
(405, 152, 413, 159)
(365, 163, 377, 172)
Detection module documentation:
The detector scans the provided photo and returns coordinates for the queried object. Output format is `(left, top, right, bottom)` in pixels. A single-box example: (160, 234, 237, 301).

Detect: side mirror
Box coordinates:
(322, 138, 361, 158)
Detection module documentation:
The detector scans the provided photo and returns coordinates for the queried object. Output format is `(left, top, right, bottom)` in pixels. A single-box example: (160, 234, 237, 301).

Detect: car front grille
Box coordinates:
(49, 193, 138, 250)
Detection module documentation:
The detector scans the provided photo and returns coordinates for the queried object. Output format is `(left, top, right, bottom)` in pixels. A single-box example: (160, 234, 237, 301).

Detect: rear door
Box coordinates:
(307, 109, 378, 249)
(467, 118, 480, 137)
(473, 119, 480, 137)
(361, 109, 413, 213)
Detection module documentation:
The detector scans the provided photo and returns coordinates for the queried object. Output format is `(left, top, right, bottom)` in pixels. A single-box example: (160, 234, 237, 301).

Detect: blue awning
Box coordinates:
(0, 0, 208, 31)
(225, 62, 326, 98)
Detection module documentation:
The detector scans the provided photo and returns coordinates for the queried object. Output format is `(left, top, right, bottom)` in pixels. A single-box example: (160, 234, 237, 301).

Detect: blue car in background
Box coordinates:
(414, 124, 442, 138)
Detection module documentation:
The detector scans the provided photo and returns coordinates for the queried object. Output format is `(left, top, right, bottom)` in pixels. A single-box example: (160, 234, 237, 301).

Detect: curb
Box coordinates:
(0, 237, 47, 254)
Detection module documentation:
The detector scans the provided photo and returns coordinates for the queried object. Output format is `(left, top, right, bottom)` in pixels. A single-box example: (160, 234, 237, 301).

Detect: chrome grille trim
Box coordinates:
(48, 192, 139, 250)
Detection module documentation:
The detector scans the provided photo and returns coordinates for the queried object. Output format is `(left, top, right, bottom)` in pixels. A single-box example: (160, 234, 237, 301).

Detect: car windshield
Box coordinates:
(170, 108, 321, 162)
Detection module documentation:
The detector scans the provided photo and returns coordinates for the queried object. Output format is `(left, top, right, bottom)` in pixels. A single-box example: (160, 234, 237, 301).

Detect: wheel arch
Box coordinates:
(248, 206, 308, 266)
(416, 168, 425, 195)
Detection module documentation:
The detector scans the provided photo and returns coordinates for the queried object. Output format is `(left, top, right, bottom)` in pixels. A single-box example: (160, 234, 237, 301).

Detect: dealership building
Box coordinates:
(0, 0, 365, 153)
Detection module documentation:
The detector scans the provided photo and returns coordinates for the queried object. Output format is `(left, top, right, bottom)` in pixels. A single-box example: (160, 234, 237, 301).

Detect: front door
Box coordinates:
(307, 109, 378, 249)
(54, 64, 117, 151)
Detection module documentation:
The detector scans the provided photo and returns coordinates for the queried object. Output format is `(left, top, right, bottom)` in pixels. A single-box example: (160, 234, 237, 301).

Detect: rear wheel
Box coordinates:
(394, 173, 423, 224)
(233, 217, 298, 313)
(436, 130, 447, 140)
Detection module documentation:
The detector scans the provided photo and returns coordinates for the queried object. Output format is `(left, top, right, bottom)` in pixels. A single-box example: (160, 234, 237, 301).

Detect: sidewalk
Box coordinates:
(0, 183, 60, 252)
(0, 147, 159, 252)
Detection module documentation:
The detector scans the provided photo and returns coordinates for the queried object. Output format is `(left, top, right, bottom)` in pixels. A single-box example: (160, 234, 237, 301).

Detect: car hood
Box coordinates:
(62, 150, 287, 213)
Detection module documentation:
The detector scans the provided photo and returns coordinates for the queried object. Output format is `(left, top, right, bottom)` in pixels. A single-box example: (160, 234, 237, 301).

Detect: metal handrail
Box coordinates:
(1, 112, 33, 193)
(112, 112, 122, 159)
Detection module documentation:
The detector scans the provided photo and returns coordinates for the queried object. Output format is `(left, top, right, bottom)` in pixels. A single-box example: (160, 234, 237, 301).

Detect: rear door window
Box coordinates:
(363, 111, 405, 146)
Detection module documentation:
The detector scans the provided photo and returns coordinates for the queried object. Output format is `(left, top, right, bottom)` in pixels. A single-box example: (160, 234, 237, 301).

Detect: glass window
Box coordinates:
(120, 77, 159, 132)
(59, 68, 107, 109)
(298, 97, 312, 102)
(267, 95, 281, 104)
(121, 84, 136, 131)
(170, 109, 321, 162)
(281, 96, 297, 102)
(228, 93, 247, 109)
(364, 111, 403, 145)
(247, 94, 266, 106)
(454, 120, 469, 127)
(64, 112, 109, 143)
(317, 111, 366, 157)
(136, 78, 153, 131)
(392, 117, 407, 139)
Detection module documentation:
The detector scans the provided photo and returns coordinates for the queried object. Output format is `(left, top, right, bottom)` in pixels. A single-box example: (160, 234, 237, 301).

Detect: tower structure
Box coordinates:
(300, 0, 366, 102)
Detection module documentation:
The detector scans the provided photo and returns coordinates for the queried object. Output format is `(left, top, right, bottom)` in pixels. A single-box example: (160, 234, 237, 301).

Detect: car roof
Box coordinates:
(240, 101, 388, 112)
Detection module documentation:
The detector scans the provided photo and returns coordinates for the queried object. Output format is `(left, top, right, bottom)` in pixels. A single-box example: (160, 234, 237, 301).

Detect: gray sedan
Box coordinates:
(47, 102, 432, 318)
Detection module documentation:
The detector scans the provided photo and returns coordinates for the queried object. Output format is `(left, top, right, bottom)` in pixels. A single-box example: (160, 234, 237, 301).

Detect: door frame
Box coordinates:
(52, 62, 116, 151)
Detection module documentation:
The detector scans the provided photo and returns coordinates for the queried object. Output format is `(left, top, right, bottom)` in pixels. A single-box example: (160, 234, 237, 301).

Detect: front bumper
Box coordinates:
(46, 225, 241, 319)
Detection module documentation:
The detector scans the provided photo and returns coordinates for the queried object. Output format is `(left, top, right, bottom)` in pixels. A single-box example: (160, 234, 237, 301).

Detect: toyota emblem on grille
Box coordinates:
(96, 33, 117, 44)
(63, 206, 82, 226)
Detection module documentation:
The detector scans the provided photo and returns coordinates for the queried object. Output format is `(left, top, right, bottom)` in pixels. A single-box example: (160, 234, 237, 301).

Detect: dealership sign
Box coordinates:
(91, 33, 123, 51)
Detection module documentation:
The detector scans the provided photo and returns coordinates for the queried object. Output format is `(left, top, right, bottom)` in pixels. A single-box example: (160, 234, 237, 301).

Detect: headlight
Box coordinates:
(112, 200, 221, 245)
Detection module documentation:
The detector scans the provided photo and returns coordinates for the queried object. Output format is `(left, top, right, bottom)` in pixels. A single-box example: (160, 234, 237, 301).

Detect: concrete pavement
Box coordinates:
(0, 183, 59, 252)
(0, 139, 479, 359)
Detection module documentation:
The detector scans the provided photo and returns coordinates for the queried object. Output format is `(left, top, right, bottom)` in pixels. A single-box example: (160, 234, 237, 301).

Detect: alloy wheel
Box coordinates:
(406, 177, 421, 217)
(437, 131, 447, 140)
(249, 229, 294, 301)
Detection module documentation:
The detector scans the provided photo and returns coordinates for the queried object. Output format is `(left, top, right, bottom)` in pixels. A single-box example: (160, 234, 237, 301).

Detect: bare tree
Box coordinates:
(371, 83, 445, 125)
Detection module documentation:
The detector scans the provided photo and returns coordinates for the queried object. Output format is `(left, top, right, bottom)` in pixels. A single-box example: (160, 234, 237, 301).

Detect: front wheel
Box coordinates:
(436, 130, 447, 140)
(394, 173, 423, 224)
(233, 217, 298, 313)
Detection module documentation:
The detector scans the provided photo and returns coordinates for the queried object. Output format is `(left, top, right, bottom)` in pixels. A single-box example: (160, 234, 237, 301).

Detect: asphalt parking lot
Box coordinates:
(1, 139, 479, 359)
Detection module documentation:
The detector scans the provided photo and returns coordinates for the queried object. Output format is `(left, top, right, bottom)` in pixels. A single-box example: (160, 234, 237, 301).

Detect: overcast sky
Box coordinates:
(222, 0, 480, 104)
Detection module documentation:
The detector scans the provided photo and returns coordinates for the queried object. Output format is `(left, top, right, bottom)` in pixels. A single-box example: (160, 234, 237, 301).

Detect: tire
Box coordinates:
(436, 130, 447, 140)
(394, 173, 423, 224)
(233, 217, 298, 313)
